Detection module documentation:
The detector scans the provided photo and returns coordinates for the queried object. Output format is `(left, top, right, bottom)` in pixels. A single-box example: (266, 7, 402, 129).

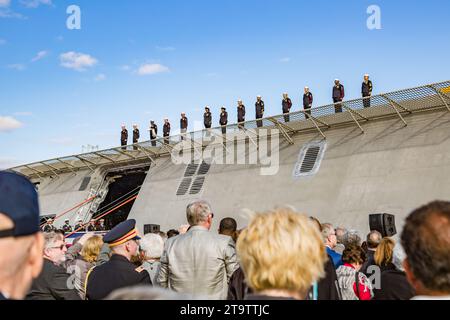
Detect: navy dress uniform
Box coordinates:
(85, 219, 151, 300)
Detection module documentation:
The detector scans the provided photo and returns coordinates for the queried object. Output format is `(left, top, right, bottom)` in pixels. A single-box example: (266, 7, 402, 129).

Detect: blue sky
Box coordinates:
(1, 0, 449, 168)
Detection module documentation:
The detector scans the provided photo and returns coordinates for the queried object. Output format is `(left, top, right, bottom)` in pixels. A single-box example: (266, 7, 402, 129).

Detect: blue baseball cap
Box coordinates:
(0, 171, 40, 238)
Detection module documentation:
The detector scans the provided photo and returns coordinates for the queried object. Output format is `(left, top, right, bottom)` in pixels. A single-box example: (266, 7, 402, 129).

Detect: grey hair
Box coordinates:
(43, 232, 63, 250)
(139, 233, 164, 259)
(342, 229, 362, 248)
(367, 230, 382, 249)
(186, 200, 212, 226)
(392, 243, 406, 272)
(335, 227, 347, 244)
(321, 223, 334, 242)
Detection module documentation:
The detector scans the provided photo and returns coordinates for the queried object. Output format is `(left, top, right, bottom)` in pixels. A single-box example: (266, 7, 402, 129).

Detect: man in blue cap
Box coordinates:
(0, 171, 44, 300)
(85, 219, 151, 300)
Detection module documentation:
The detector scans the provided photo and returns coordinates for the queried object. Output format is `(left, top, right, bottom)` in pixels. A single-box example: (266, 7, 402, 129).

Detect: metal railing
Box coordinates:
(8, 80, 450, 179)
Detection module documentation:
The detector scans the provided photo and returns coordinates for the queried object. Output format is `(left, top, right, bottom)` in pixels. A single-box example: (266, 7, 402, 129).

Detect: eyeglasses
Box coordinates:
(49, 244, 67, 250)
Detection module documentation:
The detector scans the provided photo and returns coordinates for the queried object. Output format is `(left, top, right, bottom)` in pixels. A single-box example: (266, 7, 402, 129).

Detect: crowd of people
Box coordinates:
(119, 75, 374, 147)
(1, 170, 449, 301)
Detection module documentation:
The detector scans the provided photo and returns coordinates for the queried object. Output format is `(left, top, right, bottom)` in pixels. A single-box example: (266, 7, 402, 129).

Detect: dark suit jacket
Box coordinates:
(27, 258, 81, 300)
(361, 250, 376, 276)
(317, 254, 341, 300)
(86, 254, 151, 300)
(373, 267, 415, 300)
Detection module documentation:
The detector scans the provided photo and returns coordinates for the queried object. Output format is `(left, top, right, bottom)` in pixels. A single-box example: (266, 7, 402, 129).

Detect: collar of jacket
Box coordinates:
(110, 253, 131, 262)
(188, 225, 209, 232)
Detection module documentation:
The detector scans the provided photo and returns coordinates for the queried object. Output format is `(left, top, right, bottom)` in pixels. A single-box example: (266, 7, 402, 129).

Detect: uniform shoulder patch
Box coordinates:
(135, 266, 145, 273)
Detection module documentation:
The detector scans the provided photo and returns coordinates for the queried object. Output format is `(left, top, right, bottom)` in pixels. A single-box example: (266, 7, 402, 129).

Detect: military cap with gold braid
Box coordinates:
(103, 219, 141, 247)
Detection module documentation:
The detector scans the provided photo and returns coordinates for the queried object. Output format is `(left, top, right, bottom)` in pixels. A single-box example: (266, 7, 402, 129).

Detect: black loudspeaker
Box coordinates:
(144, 224, 160, 235)
(369, 213, 397, 237)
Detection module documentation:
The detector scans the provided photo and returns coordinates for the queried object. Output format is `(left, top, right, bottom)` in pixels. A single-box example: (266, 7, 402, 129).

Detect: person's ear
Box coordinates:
(403, 259, 419, 291)
(29, 233, 44, 278)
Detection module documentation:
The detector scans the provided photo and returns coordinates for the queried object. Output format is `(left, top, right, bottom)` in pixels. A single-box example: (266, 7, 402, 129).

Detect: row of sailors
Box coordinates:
(42, 219, 108, 234)
(121, 76, 373, 147)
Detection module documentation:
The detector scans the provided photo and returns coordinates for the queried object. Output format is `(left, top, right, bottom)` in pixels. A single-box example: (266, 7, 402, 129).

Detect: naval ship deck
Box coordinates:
(9, 81, 450, 179)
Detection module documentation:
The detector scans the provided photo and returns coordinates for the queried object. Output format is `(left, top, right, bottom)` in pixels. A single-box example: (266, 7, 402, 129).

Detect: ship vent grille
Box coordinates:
(184, 162, 199, 177)
(177, 161, 211, 196)
(293, 141, 327, 177)
(79, 177, 91, 191)
(190, 176, 206, 195)
(176, 177, 192, 196)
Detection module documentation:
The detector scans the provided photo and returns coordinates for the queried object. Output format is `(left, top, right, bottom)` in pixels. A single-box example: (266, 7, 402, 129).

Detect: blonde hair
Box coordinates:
(374, 237, 395, 267)
(236, 208, 326, 296)
(81, 236, 103, 263)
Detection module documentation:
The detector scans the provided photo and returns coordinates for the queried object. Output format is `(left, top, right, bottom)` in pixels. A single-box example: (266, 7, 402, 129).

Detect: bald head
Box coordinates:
(367, 230, 382, 250)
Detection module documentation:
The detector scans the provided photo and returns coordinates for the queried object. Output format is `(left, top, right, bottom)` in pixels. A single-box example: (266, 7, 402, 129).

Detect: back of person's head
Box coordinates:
(140, 233, 164, 260)
(392, 243, 407, 272)
(186, 200, 212, 226)
(81, 235, 103, 263)
(401, 201, 450, 295)
(218, 217, 237, 237)
(335, 227, 347, 244)
(341, 230, 362, 248)
(237, 207, 326, 298)
(166, 229, 179, 239)
(158, 231, 168, 242)
(342, 244, 366, 266)
(367, 230, 382, 250)
(374, 237, 395, 267)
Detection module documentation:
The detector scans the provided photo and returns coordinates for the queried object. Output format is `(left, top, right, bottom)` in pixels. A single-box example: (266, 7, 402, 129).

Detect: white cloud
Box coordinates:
(280, 57, 291, 63)
(0, 0, 10, 8)
(137, 63, 170, 76)
(20, 0, 52, 8)
(13, 111, 33, 116)
(156, 46, 175, 52)
(60, 51, 98, 71)
(94, 73, 106, 82)
(0, 9, 26, 19)
(0, 38, 6, 45)
(7, 64, 26, 71)
(120, 65, 131, 71)
(55, 35, 64, 41)
(0, 116, 23, 132)
(31, 50, 49, 62)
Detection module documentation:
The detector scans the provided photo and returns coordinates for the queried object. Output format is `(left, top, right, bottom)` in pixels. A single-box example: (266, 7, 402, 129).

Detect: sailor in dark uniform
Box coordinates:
(42, 219, 56, 233)
(204, 106, 212, 129)
(85, 219, 151, 300)
(255, 95, 265, 128)
(62, 220, 72, 234)
(282, 93, 292, 123)
(163, 118, 171, 145)
(303, 87, 313, 119)
(74, 220, 84, 232)
(219, 107, 228, 135)
(132, 124, 140, 150)
(120, 125, 128, 150)
(237, 100, 246, 129)
(362, 74, 373, 108)
(149, 121, 158, 147)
